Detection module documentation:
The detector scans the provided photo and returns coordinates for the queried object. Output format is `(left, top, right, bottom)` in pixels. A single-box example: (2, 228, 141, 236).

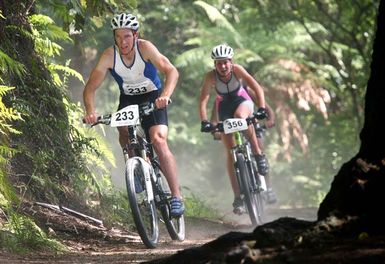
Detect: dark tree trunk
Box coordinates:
(318, 0, 385, 234)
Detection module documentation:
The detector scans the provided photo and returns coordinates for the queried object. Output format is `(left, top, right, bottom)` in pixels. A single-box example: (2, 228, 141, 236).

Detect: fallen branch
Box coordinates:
(35, 202, 103, 227)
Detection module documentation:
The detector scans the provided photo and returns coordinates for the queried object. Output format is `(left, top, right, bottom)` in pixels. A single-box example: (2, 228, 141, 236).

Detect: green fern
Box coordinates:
(1, 212, 65, 253)
(0, 85, 21, 207)
(26, 14, 86, 87)
(0, 50, 25, 78)
(0, 86, 21, 145)
(194, 1, 242, 47)
(49, 63, 84, 86)
(0, 1, 137, 253)
(29, 14, 72, 57)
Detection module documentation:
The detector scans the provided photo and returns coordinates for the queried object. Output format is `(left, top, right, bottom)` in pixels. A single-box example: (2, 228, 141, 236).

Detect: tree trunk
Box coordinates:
(318, 0, 385, 234)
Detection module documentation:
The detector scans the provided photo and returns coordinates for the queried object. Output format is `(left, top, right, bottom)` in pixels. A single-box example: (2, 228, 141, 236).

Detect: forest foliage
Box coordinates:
(0, 0, 380, 251)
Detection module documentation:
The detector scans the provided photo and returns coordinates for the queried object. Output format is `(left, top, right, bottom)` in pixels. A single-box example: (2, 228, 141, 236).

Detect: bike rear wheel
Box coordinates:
(154, 162, 185, 241)
(236, 153, 260, 226)
(125, 157, 159, 248)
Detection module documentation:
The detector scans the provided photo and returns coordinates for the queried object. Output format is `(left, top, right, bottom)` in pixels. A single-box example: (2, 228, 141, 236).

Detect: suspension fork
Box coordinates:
(124, 126, 148, 160)
(239, 133, 258, 189)
(231, 146, 242, 195)
(231, 131, 243, 193)
(231, 131, 242, 163)
(240, 131, 259, 191)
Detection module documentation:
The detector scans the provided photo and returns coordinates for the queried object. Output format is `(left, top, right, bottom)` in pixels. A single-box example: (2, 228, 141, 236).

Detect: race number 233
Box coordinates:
(110, 105, 139, 127)
(115, 110, 134, 121)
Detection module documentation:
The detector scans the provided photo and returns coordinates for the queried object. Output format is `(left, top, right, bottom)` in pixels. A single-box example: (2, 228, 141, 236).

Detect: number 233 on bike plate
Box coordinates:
(110, 105, 140, 127)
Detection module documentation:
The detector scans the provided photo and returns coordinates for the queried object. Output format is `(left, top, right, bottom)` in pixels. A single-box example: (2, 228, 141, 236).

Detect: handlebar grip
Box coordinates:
(154, 98, 172, 110)
(82, 115, 99, 124)
(205, 123, 223, 133)
(83, 114, 111, 126)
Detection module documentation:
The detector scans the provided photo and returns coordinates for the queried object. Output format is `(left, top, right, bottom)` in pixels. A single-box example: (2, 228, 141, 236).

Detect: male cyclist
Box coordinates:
(82, 13, 184, 217)
(199, 44, 271, 214)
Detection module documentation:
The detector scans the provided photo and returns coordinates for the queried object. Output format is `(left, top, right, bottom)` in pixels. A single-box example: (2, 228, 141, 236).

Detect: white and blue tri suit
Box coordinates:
(109, 41, 168, 133)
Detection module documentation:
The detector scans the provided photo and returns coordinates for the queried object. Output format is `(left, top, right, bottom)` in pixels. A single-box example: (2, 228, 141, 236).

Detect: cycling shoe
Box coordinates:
(232, 197, 246, 215)
(170, 197, 185, 217)
(265, 188, 277, 204)
(255, 154, 269, 176)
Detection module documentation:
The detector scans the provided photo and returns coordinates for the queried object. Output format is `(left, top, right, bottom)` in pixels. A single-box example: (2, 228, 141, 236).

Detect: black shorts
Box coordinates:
(218, 95, 247, 121)
(118, 90, 168, 134)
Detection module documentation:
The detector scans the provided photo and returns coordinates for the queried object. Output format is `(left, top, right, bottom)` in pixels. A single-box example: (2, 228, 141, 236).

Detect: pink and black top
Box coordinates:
(214, 70, 252, 121)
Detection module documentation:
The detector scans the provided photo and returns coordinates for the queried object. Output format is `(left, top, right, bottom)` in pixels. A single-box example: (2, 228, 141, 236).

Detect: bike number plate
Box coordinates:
(223, 118, 248, 134)
(110, 105, 140, 127)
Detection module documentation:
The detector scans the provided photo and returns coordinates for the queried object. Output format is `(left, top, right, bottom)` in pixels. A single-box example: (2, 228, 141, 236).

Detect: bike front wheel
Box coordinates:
(236, 153, 261, 226)
(154, 162, 185, 241)
(126, 157, 159, 248)
(252, 168, 266, 224)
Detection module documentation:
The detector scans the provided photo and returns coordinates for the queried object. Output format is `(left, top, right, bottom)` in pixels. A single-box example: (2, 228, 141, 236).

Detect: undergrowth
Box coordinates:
(183, 191, 221, 220)
(0, 210, 65, 253)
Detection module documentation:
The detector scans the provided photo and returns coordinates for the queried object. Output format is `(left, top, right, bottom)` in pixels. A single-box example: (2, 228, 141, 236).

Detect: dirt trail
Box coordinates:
(0, 207, 318, 263)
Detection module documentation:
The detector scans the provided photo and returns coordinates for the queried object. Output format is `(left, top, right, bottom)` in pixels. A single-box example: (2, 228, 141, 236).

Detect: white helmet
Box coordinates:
(211, 44, 234, 60)
(111, 13, 139, 31)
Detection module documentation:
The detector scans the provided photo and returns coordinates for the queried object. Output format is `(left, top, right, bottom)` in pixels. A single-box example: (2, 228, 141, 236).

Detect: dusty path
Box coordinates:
(0, 207, 318, 263)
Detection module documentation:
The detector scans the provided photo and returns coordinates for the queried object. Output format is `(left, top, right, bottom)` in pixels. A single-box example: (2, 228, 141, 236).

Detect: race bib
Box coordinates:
(122, 80, 156, 95)
(223, 118, 248, 134)
(110, 105, 140, 127)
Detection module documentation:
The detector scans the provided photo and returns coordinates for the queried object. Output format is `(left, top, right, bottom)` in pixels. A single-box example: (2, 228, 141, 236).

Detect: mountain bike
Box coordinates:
(89, 102, 185, 248)
(205, 113, 267, 226)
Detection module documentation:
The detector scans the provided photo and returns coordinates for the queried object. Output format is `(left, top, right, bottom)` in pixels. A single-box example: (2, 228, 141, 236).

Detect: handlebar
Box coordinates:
(91, 114, 112, 127)
(83, 101, 170, 127)
(204, 113, 266, 133)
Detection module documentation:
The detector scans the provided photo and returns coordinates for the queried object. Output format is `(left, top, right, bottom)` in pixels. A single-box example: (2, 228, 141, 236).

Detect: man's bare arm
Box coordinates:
(140, 40, 179, 108)
(83, 48, 113, 123)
